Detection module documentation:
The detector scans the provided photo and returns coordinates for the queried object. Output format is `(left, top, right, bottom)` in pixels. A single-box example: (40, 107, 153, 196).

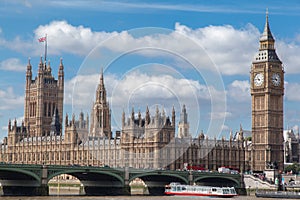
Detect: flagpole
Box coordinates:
(44, 34, 47, 63)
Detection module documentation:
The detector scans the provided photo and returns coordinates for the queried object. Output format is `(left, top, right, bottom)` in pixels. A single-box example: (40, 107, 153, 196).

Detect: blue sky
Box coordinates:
(1, 0, 300, 140)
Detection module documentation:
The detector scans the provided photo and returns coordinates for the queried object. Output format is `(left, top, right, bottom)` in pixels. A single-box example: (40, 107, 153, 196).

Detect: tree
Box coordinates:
(285, 163, 300, 174)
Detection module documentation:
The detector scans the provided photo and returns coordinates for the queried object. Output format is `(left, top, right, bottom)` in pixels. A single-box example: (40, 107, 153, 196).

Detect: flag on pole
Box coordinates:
(38, 35, 47, 62)
(38, 36, 46, 42)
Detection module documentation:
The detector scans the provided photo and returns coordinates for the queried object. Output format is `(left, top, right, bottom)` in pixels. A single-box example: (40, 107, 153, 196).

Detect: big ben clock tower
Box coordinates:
(251, 12, 284, 171)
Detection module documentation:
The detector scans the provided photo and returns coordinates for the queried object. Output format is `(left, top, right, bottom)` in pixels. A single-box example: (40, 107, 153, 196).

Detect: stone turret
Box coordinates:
(178, 104, 190, 138)
(24, 56, 64, 137)
(65, 114, 79, 146)
(7, 119, 27, 145)
(90, 68, 111, 138)
(122, 106, 175, 142)
(50, 107, 61, 136)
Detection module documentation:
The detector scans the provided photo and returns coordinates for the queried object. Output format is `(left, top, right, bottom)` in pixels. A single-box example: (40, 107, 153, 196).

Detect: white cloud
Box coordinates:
(292, 125, 299, 133)
(2, 36, 34, 55)
(285, 82, 300, 101)
(227, 80, 251, 102)
(210, 111, 232, 120)
(0, 87, 24, 110)
(65, 71, 218, 108)
(221, 124, 230, 131)
(0, 20, 117, 56)
(64, 70, 228, 135)
(34, 20, 118, 56)
(174, 23, 260, 75)
(225, 80, 251, 121)
(1, 115, 24, 132)
(277, 41, 300, 74)
(110, 72, 209, 105)
(0, 58, 26, 72)
(1, 126, 7, 131)
(88, 22, 259, 75)
(2, 21, 300, 76)
(64, 69, 227, 130)
(64, 73, 99, 109)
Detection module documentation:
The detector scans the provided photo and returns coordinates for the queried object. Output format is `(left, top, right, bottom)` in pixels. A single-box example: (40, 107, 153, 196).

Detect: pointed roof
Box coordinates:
(47, 60, 52, 72)
(156, 105, 159, 115)
(27, 57, 32, 70)
(50, 107, 61, 135)
(180, 104, 188, 123)
(253, 10, 281, 63)
(131, 106, 135, 119)
(98, 67, 105, 91)
(260, 9, 275, 42)
(38, 56, 44, 72)
(182, 104, 186, 113)
(95, 67, 107, 104)
(59, 57, 64, 71)
(100, 67, 104, 85)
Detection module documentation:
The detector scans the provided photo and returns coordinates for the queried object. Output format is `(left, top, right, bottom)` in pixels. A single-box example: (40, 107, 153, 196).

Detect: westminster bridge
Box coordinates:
(0, 163, 245, 196)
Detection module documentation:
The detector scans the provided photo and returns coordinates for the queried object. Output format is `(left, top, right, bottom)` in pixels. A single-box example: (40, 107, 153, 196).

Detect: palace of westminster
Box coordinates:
(0, 14, 298, 173)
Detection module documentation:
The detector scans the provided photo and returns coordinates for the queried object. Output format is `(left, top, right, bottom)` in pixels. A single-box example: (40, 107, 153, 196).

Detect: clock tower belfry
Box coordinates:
(251, 12, 284, 171)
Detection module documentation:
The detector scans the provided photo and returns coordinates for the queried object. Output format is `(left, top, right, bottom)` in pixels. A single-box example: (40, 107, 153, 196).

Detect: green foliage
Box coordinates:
(285, 163, 300, 174)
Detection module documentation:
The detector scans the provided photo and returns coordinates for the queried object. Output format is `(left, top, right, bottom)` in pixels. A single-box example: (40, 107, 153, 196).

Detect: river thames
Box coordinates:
(0, 196, 298, 200)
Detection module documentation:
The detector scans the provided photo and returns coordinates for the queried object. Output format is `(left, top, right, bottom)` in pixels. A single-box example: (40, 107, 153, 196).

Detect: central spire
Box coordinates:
(96, 67, 107, 104)
(100, 67, 104, 85)
(260, 9, 274, 42)
(90, 68, 111, 138)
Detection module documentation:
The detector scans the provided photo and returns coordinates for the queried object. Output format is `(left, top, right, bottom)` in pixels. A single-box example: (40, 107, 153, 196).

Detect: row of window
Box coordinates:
(5, 150, 120, 163)
(44, 102, 56, 117)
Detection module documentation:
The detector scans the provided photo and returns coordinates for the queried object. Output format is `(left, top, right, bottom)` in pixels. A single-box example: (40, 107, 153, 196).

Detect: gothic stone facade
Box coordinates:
(24, 57, 64, 137)
(0, 60, 246, 171)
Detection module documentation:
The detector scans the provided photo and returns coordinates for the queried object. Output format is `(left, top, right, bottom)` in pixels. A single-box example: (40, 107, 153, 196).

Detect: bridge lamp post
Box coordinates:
(57, 177, 60, 196)
(79, 183, 84, 195)
(189, 161, 193, 171)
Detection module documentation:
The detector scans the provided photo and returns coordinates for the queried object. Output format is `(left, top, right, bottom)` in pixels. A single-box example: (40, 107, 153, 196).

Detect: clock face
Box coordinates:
(272, 73, 281, 86)
(254, 73, 264, 87)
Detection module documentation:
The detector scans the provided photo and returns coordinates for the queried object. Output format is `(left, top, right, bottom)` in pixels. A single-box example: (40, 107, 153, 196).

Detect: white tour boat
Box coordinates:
(165, 182, 238, 198)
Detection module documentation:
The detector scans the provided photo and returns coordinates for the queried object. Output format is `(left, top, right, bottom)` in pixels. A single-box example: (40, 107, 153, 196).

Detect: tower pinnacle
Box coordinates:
(90, 69, 111, 138)
(254, 11, 280, 63)
(96, 67, 107, 104)
(260, 9, 274, 43)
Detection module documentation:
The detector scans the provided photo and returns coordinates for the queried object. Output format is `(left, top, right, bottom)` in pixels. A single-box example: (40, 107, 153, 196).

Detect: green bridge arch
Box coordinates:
(130, 172, 189, 184)
(0, 164, 244, 196)
(0, 167, 40, 183)
(194, 174, 240, 187)
(47, 169, 124, 184)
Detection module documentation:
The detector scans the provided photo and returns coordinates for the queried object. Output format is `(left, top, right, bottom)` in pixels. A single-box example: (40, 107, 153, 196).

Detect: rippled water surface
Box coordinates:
(0, 195, 296, 200)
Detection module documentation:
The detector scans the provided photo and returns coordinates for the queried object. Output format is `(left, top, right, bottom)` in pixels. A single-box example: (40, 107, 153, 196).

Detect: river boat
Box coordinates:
(164, 182, 237, 198)
(255, 190, 300, 199)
